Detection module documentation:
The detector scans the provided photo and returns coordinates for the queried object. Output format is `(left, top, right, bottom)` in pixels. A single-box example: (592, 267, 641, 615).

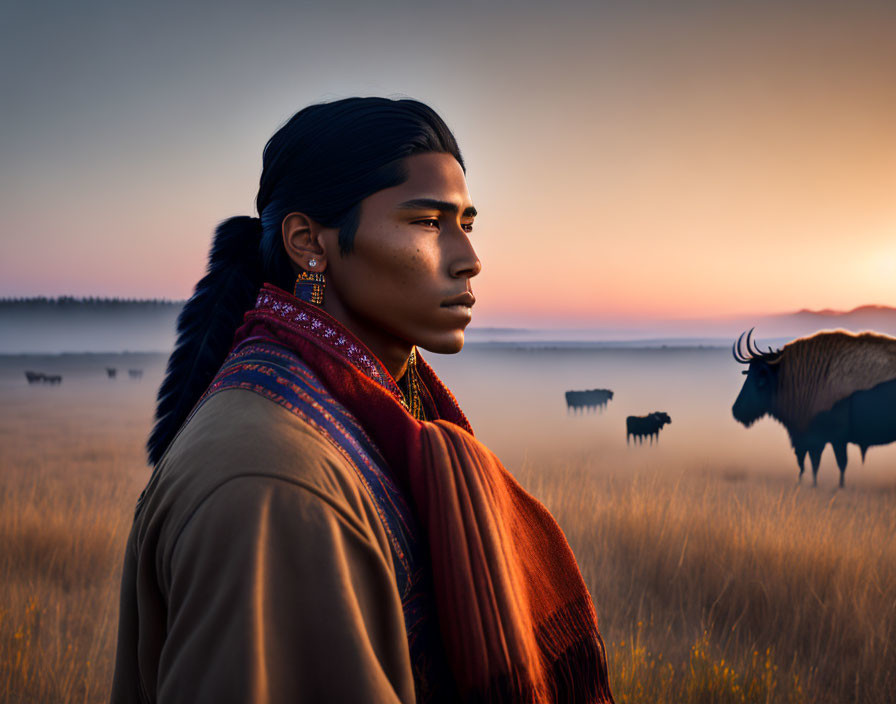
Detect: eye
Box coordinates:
(461, 222, 474, 233)
(415, 218, 440, 229)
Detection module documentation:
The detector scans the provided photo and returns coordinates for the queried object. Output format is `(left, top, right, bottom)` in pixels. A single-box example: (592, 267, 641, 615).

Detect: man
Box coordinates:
(112, 97, 614, 703)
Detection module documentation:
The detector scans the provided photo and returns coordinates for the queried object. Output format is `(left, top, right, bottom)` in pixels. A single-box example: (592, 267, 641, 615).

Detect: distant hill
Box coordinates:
(751, 305, 896, 340)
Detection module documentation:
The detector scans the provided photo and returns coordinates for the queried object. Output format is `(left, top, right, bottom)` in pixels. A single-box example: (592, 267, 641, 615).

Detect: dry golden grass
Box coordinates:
(2, 375, 895, 703)
(0, 382, 150, 704)
(518, 461, 896, 703)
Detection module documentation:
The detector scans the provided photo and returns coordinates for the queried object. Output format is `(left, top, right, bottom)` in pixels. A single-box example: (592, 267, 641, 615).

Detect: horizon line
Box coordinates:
(2, 296, 894, 320)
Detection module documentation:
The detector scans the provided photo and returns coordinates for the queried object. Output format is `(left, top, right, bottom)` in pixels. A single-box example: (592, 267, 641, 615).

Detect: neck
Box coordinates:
(321, 297, 412, 381)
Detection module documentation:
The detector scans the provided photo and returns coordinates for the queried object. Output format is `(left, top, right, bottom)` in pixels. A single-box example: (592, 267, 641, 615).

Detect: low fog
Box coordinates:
(0, 305, 180, 354)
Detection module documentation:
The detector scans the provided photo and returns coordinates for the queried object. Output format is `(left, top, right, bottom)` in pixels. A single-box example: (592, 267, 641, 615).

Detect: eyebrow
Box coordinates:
(396, 198, 478, 218)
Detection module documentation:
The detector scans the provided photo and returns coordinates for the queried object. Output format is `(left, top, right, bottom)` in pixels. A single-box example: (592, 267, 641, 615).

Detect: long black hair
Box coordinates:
(148, 97, 464, 465)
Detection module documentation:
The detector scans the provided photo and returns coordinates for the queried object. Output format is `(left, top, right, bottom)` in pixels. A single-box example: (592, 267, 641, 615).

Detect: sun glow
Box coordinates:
(869, 239, 896, 280)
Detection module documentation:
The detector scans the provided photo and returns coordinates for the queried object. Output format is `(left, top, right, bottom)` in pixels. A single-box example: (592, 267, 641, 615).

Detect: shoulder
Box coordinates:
(165, 387, 357, 493)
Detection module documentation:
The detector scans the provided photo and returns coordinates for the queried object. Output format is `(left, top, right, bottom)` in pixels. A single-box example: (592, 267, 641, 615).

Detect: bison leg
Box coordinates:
(808, 446, 823, 487)
(795, 449, 806, 483)
(832, 443, 848, 489)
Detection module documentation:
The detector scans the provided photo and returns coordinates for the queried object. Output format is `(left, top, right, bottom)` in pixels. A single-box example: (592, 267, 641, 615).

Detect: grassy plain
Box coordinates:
(1, 356, 895, 703)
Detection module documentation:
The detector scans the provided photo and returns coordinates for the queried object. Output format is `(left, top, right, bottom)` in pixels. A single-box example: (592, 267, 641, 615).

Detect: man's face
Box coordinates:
(321, 152, 481, 361)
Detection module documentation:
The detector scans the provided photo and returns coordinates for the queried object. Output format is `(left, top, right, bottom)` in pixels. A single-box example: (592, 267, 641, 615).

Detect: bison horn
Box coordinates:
(733, 329, 783, 364)
(746, 328, 764, 357)
(733, 331, 749, 363)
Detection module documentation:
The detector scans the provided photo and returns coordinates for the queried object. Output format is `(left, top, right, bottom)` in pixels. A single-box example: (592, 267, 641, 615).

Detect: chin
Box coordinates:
(418, 329, 466, 355)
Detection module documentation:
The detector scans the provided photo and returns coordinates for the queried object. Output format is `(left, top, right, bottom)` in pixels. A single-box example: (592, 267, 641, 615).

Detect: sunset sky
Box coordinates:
(2, 0, 894, 327)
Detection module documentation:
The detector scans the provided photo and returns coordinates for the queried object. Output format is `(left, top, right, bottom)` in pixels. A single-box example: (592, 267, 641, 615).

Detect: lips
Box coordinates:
(441, 291, 476, 308)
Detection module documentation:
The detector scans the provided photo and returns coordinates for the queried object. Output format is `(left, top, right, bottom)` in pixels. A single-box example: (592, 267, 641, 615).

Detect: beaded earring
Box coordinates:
(294, 262, 326, 305)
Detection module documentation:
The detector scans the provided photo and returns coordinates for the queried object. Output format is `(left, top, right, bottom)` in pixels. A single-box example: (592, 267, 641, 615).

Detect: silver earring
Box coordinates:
(308, 258, 318, 268)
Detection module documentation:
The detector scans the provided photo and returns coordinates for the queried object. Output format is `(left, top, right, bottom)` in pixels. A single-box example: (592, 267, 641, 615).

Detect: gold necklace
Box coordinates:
(398, 347, 426, 420)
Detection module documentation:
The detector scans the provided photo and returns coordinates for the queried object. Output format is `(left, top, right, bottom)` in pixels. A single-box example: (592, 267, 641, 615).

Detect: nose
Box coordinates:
(452, 254, 481, 279)
(448, 230, 482, 279)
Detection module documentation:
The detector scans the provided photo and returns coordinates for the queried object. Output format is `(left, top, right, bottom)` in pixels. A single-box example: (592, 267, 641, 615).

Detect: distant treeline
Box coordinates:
(0, 297, 185, 310)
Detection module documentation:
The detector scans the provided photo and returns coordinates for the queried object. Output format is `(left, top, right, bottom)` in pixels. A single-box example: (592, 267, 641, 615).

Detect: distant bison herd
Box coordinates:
(24, 367, 144, 385)
(732, 328, 896, 488)
(20, 326, 896, 489)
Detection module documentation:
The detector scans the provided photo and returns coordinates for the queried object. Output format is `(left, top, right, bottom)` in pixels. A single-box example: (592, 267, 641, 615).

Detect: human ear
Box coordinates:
(281, 212, 330, 272)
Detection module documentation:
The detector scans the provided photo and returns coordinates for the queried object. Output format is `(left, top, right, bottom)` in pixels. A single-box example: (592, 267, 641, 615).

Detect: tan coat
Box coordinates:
(111, 389, 417, 703)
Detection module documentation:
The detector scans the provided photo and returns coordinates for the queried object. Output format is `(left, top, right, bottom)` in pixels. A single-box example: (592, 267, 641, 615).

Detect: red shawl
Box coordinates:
(234, 284, 615, 703)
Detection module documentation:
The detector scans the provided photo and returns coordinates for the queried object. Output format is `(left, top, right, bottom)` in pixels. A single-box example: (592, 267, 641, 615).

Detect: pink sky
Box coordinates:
(2, 2, 894, 327)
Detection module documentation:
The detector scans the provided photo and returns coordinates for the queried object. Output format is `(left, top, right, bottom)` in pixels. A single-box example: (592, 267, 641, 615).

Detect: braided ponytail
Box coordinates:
(147, 216, 264, 465)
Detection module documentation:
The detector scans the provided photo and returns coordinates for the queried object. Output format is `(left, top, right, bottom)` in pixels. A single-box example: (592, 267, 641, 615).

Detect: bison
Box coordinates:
(565, 388, 613, 412)
(732, 329, 896, 487)
(626, 412, 671, 445)
(24, 371, 61, 384)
